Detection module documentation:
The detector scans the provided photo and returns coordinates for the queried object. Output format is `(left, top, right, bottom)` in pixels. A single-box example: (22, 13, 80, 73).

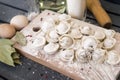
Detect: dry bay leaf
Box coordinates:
(0, 45, 15, 66)
(0, 39, 14, 45)
(14, 32, 27, 46)
(0, 39, 21, 66)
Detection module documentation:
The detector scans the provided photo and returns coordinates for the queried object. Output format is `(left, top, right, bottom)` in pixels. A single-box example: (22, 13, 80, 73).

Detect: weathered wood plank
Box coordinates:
(0, 77, 4, 80)
(0, 4, 26, 23)
(0, 56, 72, 80)
(105, 0, 120, 5)
(0, 0, 39, 12)
(0, 0, 29, 11)
(101, 0, 120, 15)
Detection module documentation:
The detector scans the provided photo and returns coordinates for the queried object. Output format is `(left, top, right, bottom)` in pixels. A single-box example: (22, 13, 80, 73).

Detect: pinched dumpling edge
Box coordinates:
(59, 49, 75, 63)
(56, 21, 71, 35)
(44, 43, 60, 55)
(46, 30, 59, 43)
(75, 48, 92, 63)
(103, 37, 116, 50)
(80, 25, 94, 36)
(92, 48, 106, 63)
(81, 36, 98, 50)
(104, 29, 116, 38)
(105, 50, 120, 65)
(59, 34, 74, 49)
(94, 30, 105, 41)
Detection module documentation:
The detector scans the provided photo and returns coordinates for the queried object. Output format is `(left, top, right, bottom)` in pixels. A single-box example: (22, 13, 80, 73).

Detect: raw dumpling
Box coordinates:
(59, 35, 74, 49)
(69, 28, 82, 39)
(103, 37, 116, 50)
(106, 50, 120, 65)
(58, 14, 71, 21)
(81, 36, 98, 50)
(92, 49, 106, 63)
(46, 30, 59, 42)
(56, 22, 70, 35)
(104, 29, 116, 38)
(32, 36, 46, 48)
(80, 26, 94, 35)
(94, 30, 105, 41)
(44, 43, 59, 55)
(75, 48, 92, 63)
(60, 49, 74, 63)
(41, 21, 55, 33)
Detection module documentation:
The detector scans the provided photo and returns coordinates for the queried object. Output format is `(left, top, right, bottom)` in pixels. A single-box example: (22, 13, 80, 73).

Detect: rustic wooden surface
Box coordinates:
(0, 0, 120, 80)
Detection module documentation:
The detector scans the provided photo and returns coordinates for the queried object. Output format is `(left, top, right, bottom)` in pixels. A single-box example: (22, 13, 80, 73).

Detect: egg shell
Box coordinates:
(0, 24, 16, 38)
(10, 15, 28, 30)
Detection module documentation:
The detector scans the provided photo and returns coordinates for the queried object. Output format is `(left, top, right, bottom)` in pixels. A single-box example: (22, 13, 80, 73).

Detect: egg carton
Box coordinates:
(13, 10, 120, 80)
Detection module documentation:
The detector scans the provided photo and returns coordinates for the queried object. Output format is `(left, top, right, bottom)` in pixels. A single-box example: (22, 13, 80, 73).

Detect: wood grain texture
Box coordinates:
(0, 4, 26, 23)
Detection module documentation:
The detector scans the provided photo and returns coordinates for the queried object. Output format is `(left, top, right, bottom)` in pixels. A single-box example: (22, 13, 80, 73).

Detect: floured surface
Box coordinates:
(13, 10, 120, 80)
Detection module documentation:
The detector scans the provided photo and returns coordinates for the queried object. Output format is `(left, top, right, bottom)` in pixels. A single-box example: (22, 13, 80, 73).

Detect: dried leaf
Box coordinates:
(0, 39, 14, 45)
(14, 32, 27, 46)
(0, 45, 15, 66)
(0, 39, 22, 66)
(12, 52, 20, 59)
(14, 59, 22, 65)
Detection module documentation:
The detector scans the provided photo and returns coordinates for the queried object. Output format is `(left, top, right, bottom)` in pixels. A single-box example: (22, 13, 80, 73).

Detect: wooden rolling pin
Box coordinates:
(87, 0, 112, 28)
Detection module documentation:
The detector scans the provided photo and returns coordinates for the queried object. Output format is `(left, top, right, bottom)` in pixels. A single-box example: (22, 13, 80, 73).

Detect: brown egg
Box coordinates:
(10, 15, 28, 30)
(0, 24, 16, 38)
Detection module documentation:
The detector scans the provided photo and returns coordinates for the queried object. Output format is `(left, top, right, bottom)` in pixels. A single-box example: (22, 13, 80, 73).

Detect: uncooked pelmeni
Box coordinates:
(81, 36, 98, 50)
(103, 37, 116, 50)
(41, 21, 55, 33)
(58, 14, 71, 21)
(94, 30, 105, 41)
(69, 28, 82, 39)
(106, 50, 120, 65)
(80, 26, 94, 35)
(56, 22, 70, 35)
(75, 48, 92, 63)
(92, 48, 106, 63)
(60, 49, 74, 63)
(44, 43, 59, 55)
(104, 29, 116, 38)
(32, 36, 46, 48)
(59, 35, 74, 49)
(46, 30, 59, 42)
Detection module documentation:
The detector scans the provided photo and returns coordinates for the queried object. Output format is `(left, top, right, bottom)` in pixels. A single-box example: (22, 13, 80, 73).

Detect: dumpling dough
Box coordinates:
(69, 28, 82, 39)
(60, 49, 74, 63)
(80, 26, 94, 35)
(103, 37, 116, 49)
(106, 50, 120, 65)
(41, 21, 55, 33)
(46, 30, 59, 42)
(92, 49, 106, 63)
(81, 36, 98, 50)
(56, 22, 70, 35)
(104, 29, 115, 38)
(58, 14, 71, 21)
(94, 30, 105, 40)
(32, 36, 46, 48)
(59, 35, 74, 49)
(75, 48, 92, 63)
(44, 43, 59, 55)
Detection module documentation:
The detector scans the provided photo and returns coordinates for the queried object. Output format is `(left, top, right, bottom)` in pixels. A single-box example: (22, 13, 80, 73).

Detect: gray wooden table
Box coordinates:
(0, 0, 120, 80)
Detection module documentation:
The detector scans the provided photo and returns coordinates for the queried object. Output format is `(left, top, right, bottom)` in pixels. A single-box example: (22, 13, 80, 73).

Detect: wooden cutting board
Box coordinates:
(13, 10, 120, 80)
